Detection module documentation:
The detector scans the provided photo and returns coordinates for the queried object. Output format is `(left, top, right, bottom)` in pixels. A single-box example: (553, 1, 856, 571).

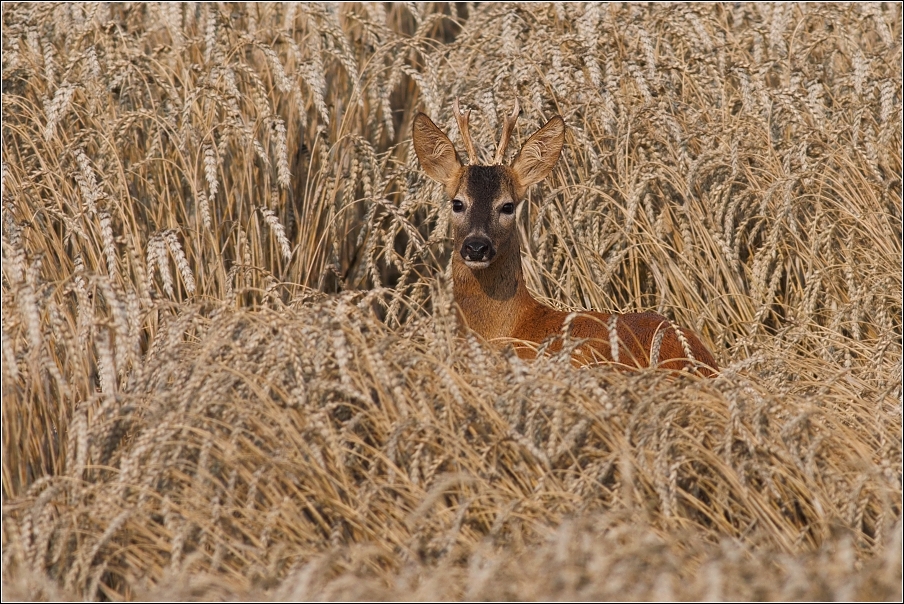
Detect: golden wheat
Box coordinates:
(2, 2, 901, 600)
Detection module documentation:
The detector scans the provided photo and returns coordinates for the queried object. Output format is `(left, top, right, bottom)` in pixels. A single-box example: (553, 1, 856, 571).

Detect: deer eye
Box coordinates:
(500, 202, 515, 215)
(451, 199, 464, 213)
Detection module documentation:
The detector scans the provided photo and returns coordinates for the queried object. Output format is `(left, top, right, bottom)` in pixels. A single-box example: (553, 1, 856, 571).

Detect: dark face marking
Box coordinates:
(464, 165, 505, 232)
(451, 165, 518, 268)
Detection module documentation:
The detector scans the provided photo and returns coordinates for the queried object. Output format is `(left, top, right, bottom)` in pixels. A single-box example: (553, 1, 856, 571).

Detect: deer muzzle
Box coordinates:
(461, 235, 495, 265)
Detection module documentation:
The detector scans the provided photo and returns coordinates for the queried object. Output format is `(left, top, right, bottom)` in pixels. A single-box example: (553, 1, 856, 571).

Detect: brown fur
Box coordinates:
(413, 109, 719, 376)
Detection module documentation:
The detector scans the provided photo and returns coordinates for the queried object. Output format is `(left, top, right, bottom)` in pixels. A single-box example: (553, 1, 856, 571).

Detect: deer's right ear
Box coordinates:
(511, 116, 565, 199)
(413, 113, 463, 196)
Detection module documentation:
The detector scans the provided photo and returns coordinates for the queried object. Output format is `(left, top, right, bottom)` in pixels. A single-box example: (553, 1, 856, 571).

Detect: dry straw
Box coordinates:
(2, 3, 901, 600)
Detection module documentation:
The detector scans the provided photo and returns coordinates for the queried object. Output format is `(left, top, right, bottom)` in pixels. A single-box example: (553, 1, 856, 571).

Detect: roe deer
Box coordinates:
(412, 99, 718, 376)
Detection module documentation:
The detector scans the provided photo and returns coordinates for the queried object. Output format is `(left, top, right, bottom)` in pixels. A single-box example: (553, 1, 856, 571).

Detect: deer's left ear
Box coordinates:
(413, 113, 464, 196)
(510, 116, 565, 199)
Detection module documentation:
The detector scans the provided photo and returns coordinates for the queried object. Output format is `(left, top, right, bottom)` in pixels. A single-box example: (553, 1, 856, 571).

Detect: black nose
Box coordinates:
(462, 237, 492, 262)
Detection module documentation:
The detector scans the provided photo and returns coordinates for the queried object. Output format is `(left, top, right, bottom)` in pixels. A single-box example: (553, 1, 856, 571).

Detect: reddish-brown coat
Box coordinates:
(513, 303, 719, 376)
(451, 242, 718, 376)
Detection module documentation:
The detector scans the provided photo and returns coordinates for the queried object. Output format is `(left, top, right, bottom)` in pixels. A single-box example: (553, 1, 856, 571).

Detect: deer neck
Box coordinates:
(451, 240, 534, 341)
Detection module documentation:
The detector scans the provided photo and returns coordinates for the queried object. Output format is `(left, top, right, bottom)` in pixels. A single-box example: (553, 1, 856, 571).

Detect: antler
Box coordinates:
(452, 98, 478, 164)
(493, 98, 520, 165)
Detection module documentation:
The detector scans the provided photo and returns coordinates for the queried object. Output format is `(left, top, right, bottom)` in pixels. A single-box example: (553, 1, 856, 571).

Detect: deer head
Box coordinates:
(412, 99, 565, 270)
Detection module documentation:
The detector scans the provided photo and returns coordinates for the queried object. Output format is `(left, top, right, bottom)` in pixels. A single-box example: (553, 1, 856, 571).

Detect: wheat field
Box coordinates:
(1, 3, 901, 600)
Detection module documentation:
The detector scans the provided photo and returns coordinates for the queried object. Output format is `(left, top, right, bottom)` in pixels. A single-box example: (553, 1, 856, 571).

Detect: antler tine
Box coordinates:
(493, 98, 520, 165)
(452, 98, 478, 164)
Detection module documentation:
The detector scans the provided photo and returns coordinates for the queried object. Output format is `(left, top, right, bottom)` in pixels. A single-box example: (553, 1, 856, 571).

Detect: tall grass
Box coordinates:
(2, 3, 901, 600)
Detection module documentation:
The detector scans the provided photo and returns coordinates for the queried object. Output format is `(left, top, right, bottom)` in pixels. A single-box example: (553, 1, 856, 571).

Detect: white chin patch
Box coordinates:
(464, 259, 492, 270)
